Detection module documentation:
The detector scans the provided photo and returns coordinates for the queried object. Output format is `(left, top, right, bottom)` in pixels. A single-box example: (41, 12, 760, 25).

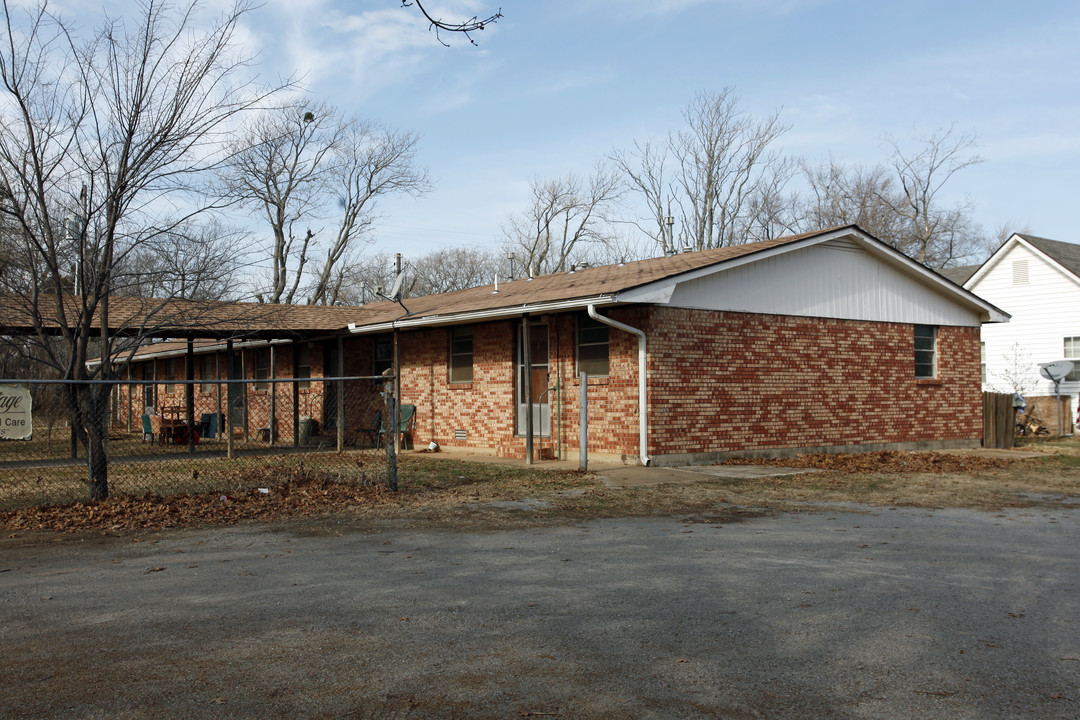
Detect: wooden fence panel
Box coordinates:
(982, 392, 1014, 449)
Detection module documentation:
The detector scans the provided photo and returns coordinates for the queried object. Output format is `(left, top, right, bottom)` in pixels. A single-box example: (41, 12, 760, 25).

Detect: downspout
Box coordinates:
(587, 305, 650, 466)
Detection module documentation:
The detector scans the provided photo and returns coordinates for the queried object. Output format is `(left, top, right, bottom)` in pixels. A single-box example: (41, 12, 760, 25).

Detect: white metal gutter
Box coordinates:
(587, 304, 650, 467)
(347, 295, 617, 334)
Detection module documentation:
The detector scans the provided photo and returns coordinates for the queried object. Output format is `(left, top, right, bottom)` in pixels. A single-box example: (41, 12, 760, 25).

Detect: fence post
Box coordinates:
(226, 338, 235, 460)
(336, 336, 345, 452)
(385, 387, 398, 492)
(579, 372, 588, 471)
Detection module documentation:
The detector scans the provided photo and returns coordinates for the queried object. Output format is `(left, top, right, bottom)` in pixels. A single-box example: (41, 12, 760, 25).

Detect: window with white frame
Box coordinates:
(449, 326, 474, 383)
(914, 325, 937, 379)
(1065, 337, 1080, 381)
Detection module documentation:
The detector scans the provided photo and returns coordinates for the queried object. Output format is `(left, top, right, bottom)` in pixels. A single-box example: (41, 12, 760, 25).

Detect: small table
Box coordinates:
(158, 406, 192, 444)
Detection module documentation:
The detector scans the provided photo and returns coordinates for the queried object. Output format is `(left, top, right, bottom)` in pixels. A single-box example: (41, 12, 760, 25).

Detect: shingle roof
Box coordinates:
(1017, 234, 1080, 279)
(0, 294, 368, 339)
(8, 225, 928, 340)
(348, 227, 851, 328)
(937, 265, 980, 286)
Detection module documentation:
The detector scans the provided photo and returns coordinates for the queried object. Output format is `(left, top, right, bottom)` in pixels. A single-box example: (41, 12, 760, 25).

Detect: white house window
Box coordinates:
(981, 342, 986, 384)
(577, 315, 610, 377)
(1065, 337, 1080, 381)
(914, 325, 937, 379)
(449, 326, 474, 383)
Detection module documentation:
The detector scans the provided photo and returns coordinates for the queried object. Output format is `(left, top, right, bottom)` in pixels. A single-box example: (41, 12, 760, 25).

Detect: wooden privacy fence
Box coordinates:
(982, 392, 1015, 449)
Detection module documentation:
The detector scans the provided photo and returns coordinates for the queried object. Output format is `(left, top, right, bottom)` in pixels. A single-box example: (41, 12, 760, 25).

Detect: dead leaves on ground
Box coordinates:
(723, 450, 1018, 475)
(0, 469, 398, 534)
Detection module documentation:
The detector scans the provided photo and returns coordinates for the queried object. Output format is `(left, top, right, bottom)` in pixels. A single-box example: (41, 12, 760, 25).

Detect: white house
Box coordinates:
(955, 233, 1080, 425)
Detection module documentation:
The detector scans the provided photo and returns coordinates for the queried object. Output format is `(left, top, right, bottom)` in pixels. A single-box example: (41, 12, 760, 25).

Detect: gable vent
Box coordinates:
(1012, 259, 1029, 285)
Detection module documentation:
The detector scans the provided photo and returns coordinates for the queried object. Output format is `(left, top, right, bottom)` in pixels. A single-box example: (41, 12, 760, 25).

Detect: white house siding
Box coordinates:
(667, 238, 984, 327)
(968, 241, 1080, 406)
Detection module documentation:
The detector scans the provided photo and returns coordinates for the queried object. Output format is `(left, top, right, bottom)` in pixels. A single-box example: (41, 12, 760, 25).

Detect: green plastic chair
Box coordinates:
(378, 404, 416, 450)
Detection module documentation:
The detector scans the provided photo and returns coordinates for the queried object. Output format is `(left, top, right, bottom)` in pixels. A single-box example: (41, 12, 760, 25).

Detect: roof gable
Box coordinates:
(967, 233, 1080, 291)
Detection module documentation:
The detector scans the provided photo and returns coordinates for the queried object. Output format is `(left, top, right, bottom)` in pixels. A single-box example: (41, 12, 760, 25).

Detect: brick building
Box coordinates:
(100, 226, 1005, 464)
(346, 226, 1007, 465)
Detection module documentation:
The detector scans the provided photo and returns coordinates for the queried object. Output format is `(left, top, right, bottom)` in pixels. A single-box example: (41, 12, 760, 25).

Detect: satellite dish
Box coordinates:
(388, 272, 405, 301)
(1040, 360, 1074, 382)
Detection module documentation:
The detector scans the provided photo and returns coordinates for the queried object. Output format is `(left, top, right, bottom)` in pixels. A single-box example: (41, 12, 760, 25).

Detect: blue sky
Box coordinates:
(62, 1, 1080, 262)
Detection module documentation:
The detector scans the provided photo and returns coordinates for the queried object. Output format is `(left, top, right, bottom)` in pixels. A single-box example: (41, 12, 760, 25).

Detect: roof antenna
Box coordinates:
(375, 267, 412, 316)
(664, 204, 676, 257)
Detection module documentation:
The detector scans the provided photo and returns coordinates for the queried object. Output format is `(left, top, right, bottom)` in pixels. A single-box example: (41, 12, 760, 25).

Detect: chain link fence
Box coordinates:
(0, 377, 403, 511)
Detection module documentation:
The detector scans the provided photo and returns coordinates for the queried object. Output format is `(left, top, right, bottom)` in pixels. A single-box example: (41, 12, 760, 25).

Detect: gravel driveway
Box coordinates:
(2, 503, 1079, 719)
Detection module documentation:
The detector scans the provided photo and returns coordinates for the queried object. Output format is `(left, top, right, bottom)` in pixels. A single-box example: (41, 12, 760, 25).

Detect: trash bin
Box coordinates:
(299, 416, 314, 444)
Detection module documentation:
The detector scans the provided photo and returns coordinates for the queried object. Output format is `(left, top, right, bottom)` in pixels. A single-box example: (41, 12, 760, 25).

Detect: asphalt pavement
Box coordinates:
(2, 503, 1078, 719)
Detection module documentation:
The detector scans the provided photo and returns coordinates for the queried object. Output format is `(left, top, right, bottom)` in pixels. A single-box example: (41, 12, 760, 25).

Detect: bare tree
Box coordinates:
(883, 126, 984, 267)
(406, 247, 502, 295)
(336, 246, 502, 304)
(401, 0, 502, 46)
(308, 120, 431, 305)
(613, 88, 792, 252)
(222, 102, 430, 305)
(0, 0, 283, 499)
(797, 128, 985, 269)
(799, 159, 908, 241)
(500, 163, 622, 275)
(118, 220, 245, 300)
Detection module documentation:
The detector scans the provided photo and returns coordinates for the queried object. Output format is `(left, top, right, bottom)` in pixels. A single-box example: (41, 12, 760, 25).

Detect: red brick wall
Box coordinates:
(396, 307, 982, 462)
(399, 322, 518, 456)
(644, 307, 982, 459)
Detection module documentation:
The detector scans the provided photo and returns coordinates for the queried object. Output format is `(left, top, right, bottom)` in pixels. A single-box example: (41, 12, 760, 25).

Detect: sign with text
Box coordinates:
(0, 384, 33, 439)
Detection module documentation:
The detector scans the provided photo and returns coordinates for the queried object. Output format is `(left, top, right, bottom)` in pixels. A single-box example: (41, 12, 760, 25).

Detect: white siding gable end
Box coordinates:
(658, 237, 985, 327)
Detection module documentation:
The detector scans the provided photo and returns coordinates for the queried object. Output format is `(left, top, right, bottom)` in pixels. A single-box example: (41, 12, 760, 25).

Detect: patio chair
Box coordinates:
(149, 413, 165, 445)
(197, 413, 217, 439)
(141, 414, 154, 443)
(353, 410, 381, 448)
(378, 404, 415, 450)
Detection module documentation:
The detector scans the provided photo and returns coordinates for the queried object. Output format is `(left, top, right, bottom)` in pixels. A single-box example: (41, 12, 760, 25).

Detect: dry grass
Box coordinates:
(2, 445, 1080, 539)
